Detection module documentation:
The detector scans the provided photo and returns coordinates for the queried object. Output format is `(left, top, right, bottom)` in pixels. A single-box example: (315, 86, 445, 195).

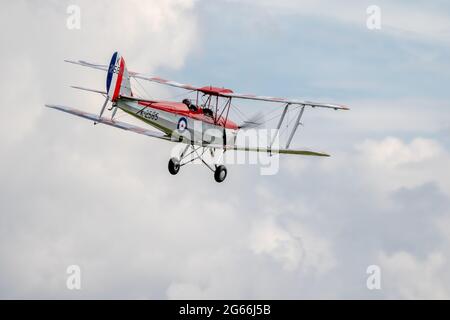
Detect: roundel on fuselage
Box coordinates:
(177, 117, 188, 132)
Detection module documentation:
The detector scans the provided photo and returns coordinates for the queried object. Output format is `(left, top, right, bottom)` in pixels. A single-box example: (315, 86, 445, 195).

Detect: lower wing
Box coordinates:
(45, 105, 330, 157)
(202, 143, 330, 157)
(45, 105, 171, 141)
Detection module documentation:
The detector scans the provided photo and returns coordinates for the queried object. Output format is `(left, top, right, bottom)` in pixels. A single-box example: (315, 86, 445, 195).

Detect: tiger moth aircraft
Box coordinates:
(46, 52, 349, 183)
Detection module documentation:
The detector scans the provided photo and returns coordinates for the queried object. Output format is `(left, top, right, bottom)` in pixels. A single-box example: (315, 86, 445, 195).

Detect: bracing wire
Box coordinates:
(132, 78, 153, 99)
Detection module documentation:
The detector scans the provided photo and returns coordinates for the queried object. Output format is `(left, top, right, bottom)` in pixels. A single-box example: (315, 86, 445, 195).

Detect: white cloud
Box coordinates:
(353, 137, 450, 196)
(249, 216, 336, 273)
(0, 0, 202, 299)
(357, 137, 443, 168)
(0, 57, 42, 147)
(378, 251, 450, 299)
(166, 282, 204, 299)
(249, 218, 304, 271)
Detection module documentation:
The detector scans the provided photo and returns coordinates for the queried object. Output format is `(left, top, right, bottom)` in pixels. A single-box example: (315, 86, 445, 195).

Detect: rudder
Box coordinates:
(106, 52, 132, 102)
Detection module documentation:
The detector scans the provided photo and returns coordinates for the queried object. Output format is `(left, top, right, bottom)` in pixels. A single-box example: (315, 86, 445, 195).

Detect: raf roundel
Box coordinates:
(177, 117, 188, 132)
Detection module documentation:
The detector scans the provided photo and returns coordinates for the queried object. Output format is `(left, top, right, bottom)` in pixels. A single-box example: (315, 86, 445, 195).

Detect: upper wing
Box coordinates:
(219, 92, 349, 110)
(45, 104, 171, 140)
(65, 59, 349, 110)
(65, 60, 109, 72)
(65, 59, 200, 91)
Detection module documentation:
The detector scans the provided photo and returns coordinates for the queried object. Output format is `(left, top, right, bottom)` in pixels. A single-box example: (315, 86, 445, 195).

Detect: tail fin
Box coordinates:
(106, 52, 132, 101)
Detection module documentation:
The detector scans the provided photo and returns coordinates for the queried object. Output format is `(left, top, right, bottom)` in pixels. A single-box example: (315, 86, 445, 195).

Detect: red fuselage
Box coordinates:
(137, 100, 239, 130)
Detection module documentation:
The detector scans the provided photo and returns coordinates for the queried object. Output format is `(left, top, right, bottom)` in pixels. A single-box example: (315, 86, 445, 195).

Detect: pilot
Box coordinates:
(182, 98, 198, 112)
(202, 108, 214, 117)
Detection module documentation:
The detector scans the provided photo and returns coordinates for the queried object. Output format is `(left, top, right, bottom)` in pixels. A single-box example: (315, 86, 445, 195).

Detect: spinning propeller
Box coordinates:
(238, 112, 264, 130)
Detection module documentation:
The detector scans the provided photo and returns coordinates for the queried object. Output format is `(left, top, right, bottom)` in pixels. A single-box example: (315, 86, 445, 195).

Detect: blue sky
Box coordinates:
(168, 1, 450, 101)
(157, 0, 450, 151)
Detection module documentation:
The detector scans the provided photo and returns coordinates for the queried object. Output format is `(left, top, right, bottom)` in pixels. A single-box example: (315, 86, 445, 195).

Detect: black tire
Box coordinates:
(168, 158, 180, 175)
(214, 165, 227, 183)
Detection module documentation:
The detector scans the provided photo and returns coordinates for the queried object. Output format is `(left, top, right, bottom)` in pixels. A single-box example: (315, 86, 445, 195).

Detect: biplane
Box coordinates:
(46, 52, 349, 182)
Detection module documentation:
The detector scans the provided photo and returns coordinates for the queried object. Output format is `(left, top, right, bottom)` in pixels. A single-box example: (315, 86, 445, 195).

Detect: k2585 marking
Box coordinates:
(137, 108, 158, 121)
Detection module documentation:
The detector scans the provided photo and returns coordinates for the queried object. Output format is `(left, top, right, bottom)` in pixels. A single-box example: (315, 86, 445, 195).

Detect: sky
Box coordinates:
(1, 0, 450, 299)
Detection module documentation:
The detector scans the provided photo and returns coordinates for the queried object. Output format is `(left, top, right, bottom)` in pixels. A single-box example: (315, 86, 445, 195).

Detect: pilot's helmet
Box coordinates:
(182, 98, 191, 106)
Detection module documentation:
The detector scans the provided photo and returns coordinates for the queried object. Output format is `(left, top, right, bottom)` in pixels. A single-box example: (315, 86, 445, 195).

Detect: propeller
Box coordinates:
(238, 112, 264, 130)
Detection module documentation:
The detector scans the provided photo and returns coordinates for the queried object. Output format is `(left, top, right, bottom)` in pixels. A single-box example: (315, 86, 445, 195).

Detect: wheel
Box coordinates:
(214, 165, 227, 183)
(168, 158, 180, 175)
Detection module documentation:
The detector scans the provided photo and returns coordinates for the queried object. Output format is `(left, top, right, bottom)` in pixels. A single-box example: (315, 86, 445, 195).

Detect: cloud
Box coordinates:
(357, 137, 443, 168)
(249, 218, 304, 271)
(249, 217, 335, 273)
(378, 251, 449, 299)
(0, 0, 201, 299)
(354, 137, 450, 196)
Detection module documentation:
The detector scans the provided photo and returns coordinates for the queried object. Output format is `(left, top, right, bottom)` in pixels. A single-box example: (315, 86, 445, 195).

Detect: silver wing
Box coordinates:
(45, 104, 171, 140)
(65, 59, 349, 110)
(46, 105, 329, 156)
(202, 143, 330, 157)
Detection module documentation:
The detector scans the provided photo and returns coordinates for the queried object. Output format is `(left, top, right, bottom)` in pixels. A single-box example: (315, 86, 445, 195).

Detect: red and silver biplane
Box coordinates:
(46, 52, 349, 182)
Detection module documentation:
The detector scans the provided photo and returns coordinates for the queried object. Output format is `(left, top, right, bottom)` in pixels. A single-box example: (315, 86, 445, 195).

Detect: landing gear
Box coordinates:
(168, 157, 180, 175)
(214, 165, 227, 183)
(167, 145, 228, 183)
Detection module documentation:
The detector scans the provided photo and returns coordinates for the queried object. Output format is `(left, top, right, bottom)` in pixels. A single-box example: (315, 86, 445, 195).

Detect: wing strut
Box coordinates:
(95, 96, 109, 125)
(286, 105, 305, 149)
(270, 103, 290, 149)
